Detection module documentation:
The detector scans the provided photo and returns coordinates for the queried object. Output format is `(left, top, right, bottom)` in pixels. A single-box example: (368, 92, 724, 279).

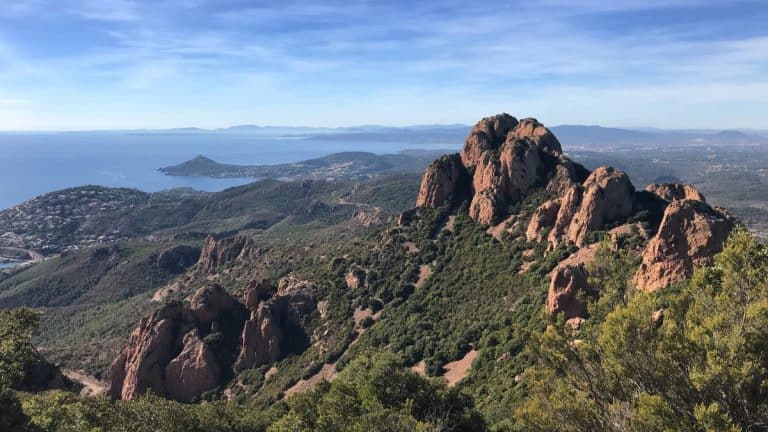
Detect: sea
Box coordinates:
(0, 131, 459, 210)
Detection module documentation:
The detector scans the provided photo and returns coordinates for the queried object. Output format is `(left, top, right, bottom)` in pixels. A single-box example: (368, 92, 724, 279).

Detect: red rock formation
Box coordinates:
(244, 279, 274, 309)
(509, 117, 562, 154)
(234, 304, 283, 372)
(416, 154, 467, 207)
(108, 302, 187, 401)
(460, 113, 518, 168)
(189, 284, 239, 326)
(634, 199, 735, 292)
(547, 167, 635, 247)
(526, 199, 561, 242)
(198, 235, 260, 274)
(645, 183, 705, 202)
(164, 329, 221, 403)
(109, 284, 252, 402)
(546, 264, 594, 319)
(418, 114, 584, 226)
(235, 277, 314, 372)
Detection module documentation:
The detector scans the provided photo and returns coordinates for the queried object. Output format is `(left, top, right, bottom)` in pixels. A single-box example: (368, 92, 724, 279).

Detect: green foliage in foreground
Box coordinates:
(269, 354, 486, 432)
(0, 307, 41, 430)
(517, 230, 768, 431)
(5, 353, 484, 432)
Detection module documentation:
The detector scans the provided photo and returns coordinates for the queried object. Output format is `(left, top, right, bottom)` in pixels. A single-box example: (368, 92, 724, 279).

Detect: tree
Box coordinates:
(517, 230, 768, 431)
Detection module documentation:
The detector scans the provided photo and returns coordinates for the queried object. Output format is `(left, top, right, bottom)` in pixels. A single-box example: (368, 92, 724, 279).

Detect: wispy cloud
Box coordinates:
(0, 0, 765, 129)
(72, 0, 140, 22)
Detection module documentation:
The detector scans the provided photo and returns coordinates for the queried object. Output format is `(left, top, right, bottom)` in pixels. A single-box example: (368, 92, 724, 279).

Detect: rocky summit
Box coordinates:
(417, 113, 738, 318)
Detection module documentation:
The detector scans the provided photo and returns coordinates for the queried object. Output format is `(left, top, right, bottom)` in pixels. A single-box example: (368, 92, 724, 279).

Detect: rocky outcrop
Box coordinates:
(419, 114, 586, 225)
(546, 264, 594, 319)
(156, 245, 200, 274)
(234, 303, 283, 372)
(345, 267, 366, 289)
(460, 113, 519, 168)
(646, 183, 705, 202)
(234, 276, 315, 372)
(109, 276, 315, 402)
(525, 167, 636, 248)
(243, 279, 274, 309)
(198, 235, 260, 274)
(189, 284, 242, 326)
(416, 154, 467, 207)
(552, 167, 635, 247)
(526, 199, 561, 242)
(164, 329, 221, 403)
(418, 114, 631, 231)
(633, 199, 735, 292)
(108, 302, 187, 401)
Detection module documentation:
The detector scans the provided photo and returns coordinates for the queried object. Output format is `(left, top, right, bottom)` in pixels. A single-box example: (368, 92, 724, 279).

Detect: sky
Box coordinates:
(0, 0, 766, 130)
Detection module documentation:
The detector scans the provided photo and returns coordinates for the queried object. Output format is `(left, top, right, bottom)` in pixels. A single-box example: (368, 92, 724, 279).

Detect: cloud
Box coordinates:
(0, 0, 765, 129)
(72, 0, 140, 22)
(0, 97, 28, 106)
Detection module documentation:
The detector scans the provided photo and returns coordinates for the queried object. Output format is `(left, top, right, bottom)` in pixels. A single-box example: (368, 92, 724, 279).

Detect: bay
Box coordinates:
(0, 131, 457, 210)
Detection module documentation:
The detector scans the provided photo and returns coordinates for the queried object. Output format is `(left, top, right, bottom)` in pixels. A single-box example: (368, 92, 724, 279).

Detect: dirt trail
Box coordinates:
(282, 307, 382, 398)
(62, 369, 108, 396)
(409, 348, 479, 387)
(415, 264, 432, 288)
(443, 348, 478, 387)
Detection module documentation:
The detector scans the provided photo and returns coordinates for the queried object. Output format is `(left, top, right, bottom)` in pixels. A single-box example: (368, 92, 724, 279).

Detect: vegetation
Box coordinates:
(517, 230, 768, 431)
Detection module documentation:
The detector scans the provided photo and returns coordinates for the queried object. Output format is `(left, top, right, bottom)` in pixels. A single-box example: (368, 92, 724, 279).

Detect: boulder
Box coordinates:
(547, 264, 594, 319)
(634, 199, 735, 292)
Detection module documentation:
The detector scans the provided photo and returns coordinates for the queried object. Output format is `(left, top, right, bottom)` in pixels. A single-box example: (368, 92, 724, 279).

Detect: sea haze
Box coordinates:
(0, 130, 462, 210)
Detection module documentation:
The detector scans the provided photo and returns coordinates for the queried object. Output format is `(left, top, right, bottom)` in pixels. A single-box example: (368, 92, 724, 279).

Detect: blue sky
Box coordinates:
(0, 0, 766, 130)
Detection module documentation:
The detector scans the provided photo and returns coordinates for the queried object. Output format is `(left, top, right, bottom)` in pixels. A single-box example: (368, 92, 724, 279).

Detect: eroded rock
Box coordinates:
(646, 183, 705, 202)
(547, 264, 594, 319)
(198, 235, 260, 274)
(633, 199, 735, 292)
(416, 154, 467, 207)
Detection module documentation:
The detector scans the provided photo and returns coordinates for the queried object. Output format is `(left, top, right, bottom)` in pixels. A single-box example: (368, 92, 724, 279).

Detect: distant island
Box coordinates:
(159, 150, 451, 181)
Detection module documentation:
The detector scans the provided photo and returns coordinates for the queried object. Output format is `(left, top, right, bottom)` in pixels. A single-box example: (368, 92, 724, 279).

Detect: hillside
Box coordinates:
(1, 114, 765, 432)
(159, 150, 448, 180)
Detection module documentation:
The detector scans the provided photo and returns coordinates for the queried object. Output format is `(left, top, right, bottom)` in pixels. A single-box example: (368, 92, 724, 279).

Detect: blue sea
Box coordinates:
(0, 131, 458, 210)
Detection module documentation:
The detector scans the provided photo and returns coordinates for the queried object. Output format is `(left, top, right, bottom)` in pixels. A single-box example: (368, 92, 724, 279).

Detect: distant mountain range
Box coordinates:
(28, 123, 765, 150)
